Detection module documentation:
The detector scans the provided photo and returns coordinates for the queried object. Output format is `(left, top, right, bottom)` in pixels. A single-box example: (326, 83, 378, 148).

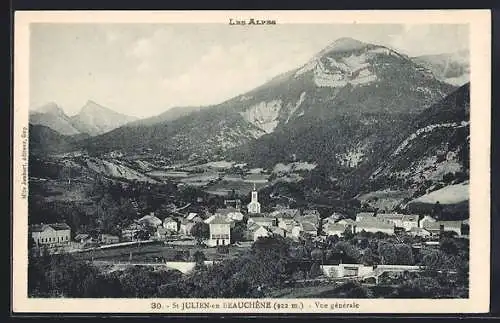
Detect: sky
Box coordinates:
(29, 23, 469, 118)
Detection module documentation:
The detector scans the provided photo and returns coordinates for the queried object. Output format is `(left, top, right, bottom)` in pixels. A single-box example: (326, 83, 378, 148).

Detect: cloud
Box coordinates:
(389, 24, 469, 56)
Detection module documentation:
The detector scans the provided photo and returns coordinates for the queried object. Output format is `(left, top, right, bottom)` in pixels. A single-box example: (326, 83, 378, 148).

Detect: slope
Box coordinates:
(70, 100, 138, 136)
(29, 103, 81, 136)
(83, 37, 456, 165)
(412, 50, 469, 86)
(359, 83, 470, 213)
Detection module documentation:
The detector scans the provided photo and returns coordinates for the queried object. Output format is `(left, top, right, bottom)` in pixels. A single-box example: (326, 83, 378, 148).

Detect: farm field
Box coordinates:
(204, 180, 268, 196)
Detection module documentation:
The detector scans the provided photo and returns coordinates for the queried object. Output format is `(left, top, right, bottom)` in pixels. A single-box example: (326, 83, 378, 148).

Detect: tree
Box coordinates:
(230, 221, 246, 243)
(28, 235, 36, 249)
(309, 262, 322, 278)
(192, 250, 206, 264)
(311, 248, 324, 261)
(343, 227, 354, 240)
(190, 222, 210, 244)
(432, 201, 443, 219)
(361, 248, 375, 265)
(439, 238, 459, 256)
(378, 242, 414, 265)
(134, 229, 150, 241)
(334, 241, 361, 264)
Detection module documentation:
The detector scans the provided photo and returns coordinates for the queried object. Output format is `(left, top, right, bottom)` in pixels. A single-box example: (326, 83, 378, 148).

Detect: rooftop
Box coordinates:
(377, 213, 419, 221)
(29, 223, 71, 232)
(301, 221, 318, 232)
(356, 218, 394, 229)
(209, 215, 232, 225)
(325, 223, 346, 231)
(216, 208, 243, 215)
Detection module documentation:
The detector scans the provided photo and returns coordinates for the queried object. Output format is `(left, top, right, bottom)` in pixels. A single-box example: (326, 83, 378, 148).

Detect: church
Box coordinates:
(247, 184, 261, 214)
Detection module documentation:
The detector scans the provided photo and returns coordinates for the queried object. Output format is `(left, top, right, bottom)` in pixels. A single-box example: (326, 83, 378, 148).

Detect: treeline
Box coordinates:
(29, 235, 468, 298)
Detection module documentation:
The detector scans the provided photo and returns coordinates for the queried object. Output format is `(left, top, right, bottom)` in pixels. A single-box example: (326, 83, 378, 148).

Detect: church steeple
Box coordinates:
(251, 183, 258, 202)
(247, 183, 261, 214)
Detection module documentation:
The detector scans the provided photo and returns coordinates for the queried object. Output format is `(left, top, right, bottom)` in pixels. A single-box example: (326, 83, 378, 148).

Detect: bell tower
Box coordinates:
(247, 183, 261, 214)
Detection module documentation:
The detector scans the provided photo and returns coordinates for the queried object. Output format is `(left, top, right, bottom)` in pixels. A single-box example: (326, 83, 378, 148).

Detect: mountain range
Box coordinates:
(29, 37, 470, 210)
(412, 50, 469, 86)
(79, 38, 455, 161)
(29, 100, 138, 136)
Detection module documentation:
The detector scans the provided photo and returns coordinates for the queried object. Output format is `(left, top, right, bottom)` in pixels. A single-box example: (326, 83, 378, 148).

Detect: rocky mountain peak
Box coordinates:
(321, 37, 368, 54)
(34, 102, 65, 116)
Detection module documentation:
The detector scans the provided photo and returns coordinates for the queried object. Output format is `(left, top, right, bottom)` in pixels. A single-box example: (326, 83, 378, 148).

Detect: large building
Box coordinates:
(247, 184, 261, 214)
(207, 215, 231, 247)
(29, 223, 71, 247)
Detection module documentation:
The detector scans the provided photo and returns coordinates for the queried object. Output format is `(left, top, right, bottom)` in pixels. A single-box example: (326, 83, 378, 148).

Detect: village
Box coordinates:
(28, 180, 469, 283)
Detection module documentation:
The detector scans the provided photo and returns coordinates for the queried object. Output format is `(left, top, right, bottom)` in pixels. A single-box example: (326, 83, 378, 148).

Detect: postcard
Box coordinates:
(12, 10, 491, 314)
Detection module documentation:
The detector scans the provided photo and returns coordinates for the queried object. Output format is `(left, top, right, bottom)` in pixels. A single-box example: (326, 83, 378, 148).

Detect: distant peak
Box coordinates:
(79, 100, 109, 114)
(35, 102, 65, 115)
(86, 99, 99, 105)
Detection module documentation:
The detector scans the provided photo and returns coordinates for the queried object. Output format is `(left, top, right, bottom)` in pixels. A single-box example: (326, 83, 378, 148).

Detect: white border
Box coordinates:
(13, 10, 491, 313)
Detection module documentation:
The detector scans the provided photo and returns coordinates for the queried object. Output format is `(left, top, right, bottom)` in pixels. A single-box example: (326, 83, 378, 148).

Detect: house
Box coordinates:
(419, 215, 437, 228)
(29, 223, 71, 247)
(99, 234, 120, 245)
(292, 220, 318, 238)
(205, 214, 235, 228)
(337, 218, 356, 226)
(337, 219, 356, 234)
(291, 225, 303, 239)
(207, 215, 231, 247)
(408, 227, 431, 238)
(323, 212, 345, 225)
(323, 223, 347, 237)
(163, 217, 179, 232)
(355, 212, 375, 222)
(245, 222, 260, 241)
(155, 227, 169, 241)
(277, 218, 296, 233)
(400, 214, 420, 231)
(252, 225, 271, 241)
(216, 207, 244, 222)
(271, 208, 300, 219)
(204, 215, 217, 224)
(224, 199, 241, 210)
(179, 218, 195, 236)
(247, 216, 276, 228)
(270, 226, 287, 238)
(355, 218, 395, 235)
(74, 233, 92, 244)
(297, 212, 321, 226)
(303, 209, 321, 218)
(423, 220, 463, 237)
(376, 214, 419, 231)
(138, 214, 163, 228)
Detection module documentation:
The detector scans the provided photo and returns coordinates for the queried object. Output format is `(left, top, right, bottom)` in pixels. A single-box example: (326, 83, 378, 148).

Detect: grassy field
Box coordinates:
(204, 180, 268, 196)
(73, 241, 251, 263)
(30, 179, 92, 203)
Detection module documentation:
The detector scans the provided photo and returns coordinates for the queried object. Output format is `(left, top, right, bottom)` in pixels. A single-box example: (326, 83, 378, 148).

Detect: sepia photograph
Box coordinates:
(12, 10, 491, 313)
